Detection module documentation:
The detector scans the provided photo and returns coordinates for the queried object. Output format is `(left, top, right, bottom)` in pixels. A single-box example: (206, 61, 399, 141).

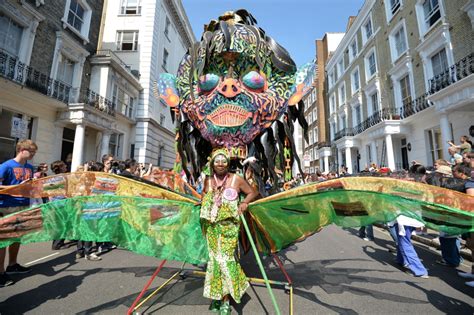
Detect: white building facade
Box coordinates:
(325, 0, 473, 173)
(100, 0, 195, 169)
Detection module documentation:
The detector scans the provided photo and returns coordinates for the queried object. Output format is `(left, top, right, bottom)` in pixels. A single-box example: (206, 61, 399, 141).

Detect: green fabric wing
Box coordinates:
(248, 189, 474, 254)
(0, 196, 208, 264)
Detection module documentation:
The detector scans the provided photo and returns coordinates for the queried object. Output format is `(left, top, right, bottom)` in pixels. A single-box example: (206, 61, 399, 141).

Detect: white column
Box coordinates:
(345, 147, 353, 174)
(71, 124, 85, 172)
(385, 134, 396, 171)
(338, 149, 343, 169)
(100, 131, 111, 158)
(439, 112, 452, 160)
(371, 141, 377, 165)
(324, 156, 329, 173)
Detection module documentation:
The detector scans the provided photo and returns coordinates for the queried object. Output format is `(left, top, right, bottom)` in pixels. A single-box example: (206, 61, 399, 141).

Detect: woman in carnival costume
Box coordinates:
(200, 148, 258, 314)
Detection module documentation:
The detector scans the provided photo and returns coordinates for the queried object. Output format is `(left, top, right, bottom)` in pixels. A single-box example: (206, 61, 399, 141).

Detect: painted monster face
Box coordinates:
(175, 25, 295, 149)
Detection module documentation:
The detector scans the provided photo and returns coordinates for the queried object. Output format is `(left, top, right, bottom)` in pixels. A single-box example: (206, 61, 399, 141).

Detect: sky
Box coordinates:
(181, 0, 365, 67)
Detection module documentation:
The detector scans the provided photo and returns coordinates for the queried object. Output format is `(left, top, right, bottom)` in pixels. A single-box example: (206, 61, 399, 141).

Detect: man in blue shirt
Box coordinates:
(0, 139, 37, 287)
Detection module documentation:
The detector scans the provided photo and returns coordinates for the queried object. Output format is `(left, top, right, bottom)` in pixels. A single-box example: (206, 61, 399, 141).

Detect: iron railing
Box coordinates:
(429, 52, 474, 94)
(399, 93, 433, 119)
(316, 141, 331, 149)
(80, 88, 116, 117)
(0, 49, 71, 103)
(331, 108, 399, 141)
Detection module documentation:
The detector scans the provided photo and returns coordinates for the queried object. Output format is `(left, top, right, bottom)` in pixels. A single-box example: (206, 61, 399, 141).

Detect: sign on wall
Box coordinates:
(11, 117, 28, 139)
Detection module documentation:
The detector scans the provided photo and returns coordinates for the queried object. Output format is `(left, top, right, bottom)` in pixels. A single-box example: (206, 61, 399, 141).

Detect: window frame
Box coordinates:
(120, 0, 142, 15)
(385, 0, 402, 22)
(61, 0, 92, 43)
(116, 30, 139, 51)
(389, 21, 408, 63)
(365, 48, 378, 81)
(351, 67, 360, 94)
(362, 15, 374, 45)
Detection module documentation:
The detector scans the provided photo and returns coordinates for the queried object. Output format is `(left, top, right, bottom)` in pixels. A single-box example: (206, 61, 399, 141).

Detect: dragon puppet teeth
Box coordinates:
(207, 104, 251, 127)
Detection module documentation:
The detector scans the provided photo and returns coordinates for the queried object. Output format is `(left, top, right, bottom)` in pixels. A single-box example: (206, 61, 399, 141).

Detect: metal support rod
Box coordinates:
(134, 270, 181, 310)
(240, 214, 281, 315)
(127, 259, 167, 315)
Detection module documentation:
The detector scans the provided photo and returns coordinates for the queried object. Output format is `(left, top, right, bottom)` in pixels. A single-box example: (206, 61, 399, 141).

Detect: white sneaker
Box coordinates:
(465, 281, 474, 287)
(458, 272, 474, 279)
(85, 253, 102, 261)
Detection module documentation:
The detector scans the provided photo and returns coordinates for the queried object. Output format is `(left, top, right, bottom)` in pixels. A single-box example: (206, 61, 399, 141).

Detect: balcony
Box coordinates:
(429, 52, 473, 94)
(0, 49, 71, 104)
(351, 108, 400, 136)
(94, 50, 140, 80)
(79, 88, 116, 117)
(334, 128, 354, 141)
(399, 93, 433, 119)
(316, 141, 331, 149)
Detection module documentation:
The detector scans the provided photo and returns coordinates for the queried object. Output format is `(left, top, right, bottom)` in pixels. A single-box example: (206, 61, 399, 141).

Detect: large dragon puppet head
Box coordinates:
(157, 9, 313, 195)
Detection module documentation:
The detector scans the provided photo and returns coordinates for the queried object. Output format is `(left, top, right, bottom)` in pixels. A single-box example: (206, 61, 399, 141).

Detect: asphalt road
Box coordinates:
(0, 225, 472, 314)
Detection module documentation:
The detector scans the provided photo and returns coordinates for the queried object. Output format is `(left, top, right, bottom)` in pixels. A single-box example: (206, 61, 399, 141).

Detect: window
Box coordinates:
(157, 145, 165, 166)
(340, 114, 346, 130)
(431, 48, 448, 77)
(122, 95, 134, 118)
(309, 130, 313, 144)
(352, 68, 360, 93)
(423, 0, 440, 28)
(393, 26, 407, 58)
(339, 84, 346, 106)
(0, 13, 23, 57)
(162, 48, 169, 70)
(116, 31, 139, 51)
(427, 128, 443, 163)
(56, 54, 75, 85)
(399, 75, 411, 106)
(109, 134, 123, 158)
(367, 51, 377, 77)
(390, 0, 401, 15)
(354, 105, 362, 126)
(120, 0, 141, 15)
(329, 94, 336, 114)
(312, 109, 317, 123)
(314, 127, 319, 143)
(62, 0, 92, 41)
(349, 40, 357, 63)
(309, 148, 314, 161)
(160, 114, 166, 125)
(67, 0, 84, 32)
(338, 60, 344, 77)
(328, 71, 335, 89)
(364, 18, 373, 41)
(164, 17, 171, 38)
(370, 92, 379, 114)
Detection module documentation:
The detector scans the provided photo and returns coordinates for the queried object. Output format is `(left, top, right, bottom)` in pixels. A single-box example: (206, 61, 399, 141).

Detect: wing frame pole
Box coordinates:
(240, 214, 282, 315)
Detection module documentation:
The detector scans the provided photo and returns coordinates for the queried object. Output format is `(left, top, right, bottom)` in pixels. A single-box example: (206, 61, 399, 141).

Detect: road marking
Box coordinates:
(24, 252, 59, 266)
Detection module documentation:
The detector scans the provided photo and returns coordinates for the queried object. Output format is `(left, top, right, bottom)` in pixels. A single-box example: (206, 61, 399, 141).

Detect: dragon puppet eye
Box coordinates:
(242, 71, 265, 91)
(198, 73, 220, 92)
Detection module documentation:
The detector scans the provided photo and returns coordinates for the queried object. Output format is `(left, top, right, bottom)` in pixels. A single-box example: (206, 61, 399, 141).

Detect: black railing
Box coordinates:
(331, 108, 399, 141)
(399, 93, 433, 119)
(316, 141, 331, 149)
(334, 128, 354, 141)
(429, 52, 474, 94)
(0, 49, 71, 103)
(80, 88, 116, 117)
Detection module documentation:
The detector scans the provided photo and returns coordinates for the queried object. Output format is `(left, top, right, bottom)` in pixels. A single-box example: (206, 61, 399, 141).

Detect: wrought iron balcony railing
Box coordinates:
(399, 93, 433, 119)
(0, 49, 72, 103)
(429, 52, 474, 94)
(331, 108, 399, 142)
(79, 88, 116, 117)
(316, 141, 331, 149)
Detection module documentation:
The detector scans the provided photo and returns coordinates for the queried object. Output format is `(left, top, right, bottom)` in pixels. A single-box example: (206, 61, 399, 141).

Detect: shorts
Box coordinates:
(0, 206, 29, 217)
